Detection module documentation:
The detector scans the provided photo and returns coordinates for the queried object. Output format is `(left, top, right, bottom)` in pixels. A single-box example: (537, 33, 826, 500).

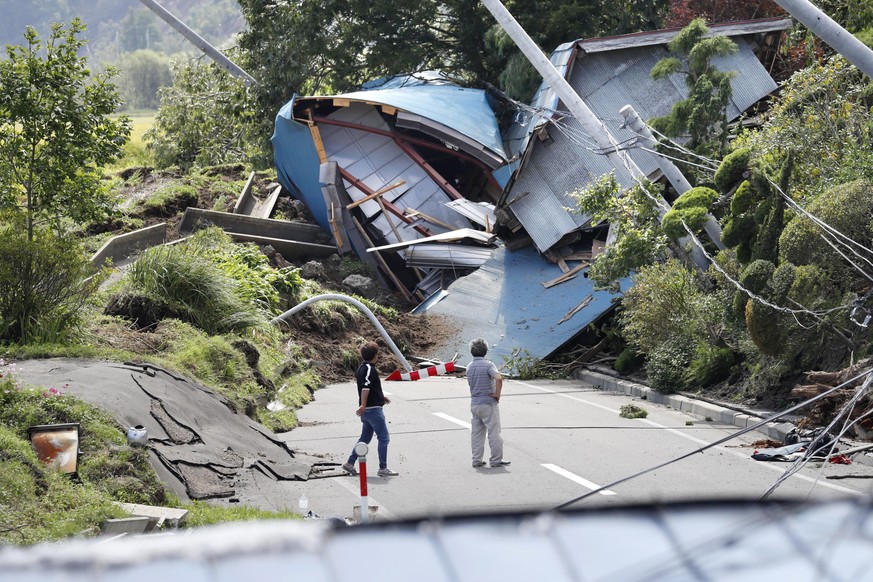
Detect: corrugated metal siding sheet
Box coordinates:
(716, 38, 778, 114)
(506, 33, 778, 253)
(425, 246, 626, 373)
(322, 103, 469, 243)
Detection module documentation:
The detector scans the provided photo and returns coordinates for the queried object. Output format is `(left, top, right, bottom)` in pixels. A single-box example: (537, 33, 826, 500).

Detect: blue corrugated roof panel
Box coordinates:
(336, 79, 507, 162)
(424, 246, 626, 373)
(272, 98, 328, 233)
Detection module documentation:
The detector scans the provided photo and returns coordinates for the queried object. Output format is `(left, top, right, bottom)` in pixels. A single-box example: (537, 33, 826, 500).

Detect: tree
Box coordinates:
(146, 51, 259, 170)
(650, 19, 738, 158)
(116, 50, 173, 111)
(572, 173, 669, 290)
(0, 19, 130, 241)
(0, 19, 128, 343)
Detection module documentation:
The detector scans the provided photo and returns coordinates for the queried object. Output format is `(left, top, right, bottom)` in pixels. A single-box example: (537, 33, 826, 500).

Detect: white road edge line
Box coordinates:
(518, 381, 860, 496)
(433, 412, 471, 429)
(542, 463, 617, 496)
(334, 475, 398, 520)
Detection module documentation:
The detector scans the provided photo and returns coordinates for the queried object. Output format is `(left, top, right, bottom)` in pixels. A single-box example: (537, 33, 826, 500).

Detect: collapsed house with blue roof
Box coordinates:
(272, 18, 790, 371)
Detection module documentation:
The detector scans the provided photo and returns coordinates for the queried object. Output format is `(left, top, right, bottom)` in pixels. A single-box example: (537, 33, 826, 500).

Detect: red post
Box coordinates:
(359, 458, 368, 498)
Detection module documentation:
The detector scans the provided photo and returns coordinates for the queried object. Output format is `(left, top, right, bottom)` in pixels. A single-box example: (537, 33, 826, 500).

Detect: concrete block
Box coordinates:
(101, 517, 150, 536)
(733, 414, 751, 430)
(720, 409, 739, 425)
(91, 223, 167, 267)
(690, 401, 720, 420)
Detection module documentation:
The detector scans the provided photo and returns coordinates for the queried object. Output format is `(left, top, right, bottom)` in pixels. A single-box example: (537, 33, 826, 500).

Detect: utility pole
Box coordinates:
(772, 0, 873, 79)
(137, 0, 256, 87)
(620, 105, 725, 252)
(479, 0, 711, 270)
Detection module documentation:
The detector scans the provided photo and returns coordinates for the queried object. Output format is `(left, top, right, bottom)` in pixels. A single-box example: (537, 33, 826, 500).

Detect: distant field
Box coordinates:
(127, 112, 156, 146)
(110, 111, 156, 169)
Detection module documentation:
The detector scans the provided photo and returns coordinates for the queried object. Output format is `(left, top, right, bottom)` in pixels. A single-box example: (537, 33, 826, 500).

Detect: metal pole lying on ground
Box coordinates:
(270, 293, 413, 372)
(354, 442, 369, 525)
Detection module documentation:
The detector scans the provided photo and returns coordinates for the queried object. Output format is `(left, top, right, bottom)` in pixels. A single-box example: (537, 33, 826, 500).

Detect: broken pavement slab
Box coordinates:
(7, 358, 326, 506)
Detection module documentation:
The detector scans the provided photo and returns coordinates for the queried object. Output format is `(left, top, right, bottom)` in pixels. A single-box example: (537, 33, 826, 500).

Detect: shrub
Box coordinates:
(620, 259, 705, 355)
(780, 179, 873, 287)
(673, 186, 719, 210)
(714, 148, 751, 192)
(739, 260, 775, 295)
(662, 206, 710, 240)
(0, 228, 98, 343)
(730, 181, 758, 214)
(125, 244, 263, 334)
(687, 343, 734, 387)
(614, 348, 644, 374)
(646, 342, 693, 393)
(721, 214, 756, 250)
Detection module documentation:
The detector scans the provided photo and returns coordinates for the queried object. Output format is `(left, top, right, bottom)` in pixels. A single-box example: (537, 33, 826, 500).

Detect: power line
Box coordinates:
(552, 367, 873, 510)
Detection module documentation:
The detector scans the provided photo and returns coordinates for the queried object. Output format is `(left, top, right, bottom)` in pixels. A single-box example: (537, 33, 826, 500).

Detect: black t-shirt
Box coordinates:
(355, 361, 385, 407)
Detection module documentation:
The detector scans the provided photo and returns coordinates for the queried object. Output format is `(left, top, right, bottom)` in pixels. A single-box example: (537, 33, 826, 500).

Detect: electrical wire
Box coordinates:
(552, 367, 873, 510)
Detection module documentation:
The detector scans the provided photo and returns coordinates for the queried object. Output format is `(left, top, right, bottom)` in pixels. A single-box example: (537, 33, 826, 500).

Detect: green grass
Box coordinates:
(107, 112, 156, 171)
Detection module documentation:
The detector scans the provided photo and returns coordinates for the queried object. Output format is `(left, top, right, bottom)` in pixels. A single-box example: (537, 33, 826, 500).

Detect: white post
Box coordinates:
(772, 0, 873, 79)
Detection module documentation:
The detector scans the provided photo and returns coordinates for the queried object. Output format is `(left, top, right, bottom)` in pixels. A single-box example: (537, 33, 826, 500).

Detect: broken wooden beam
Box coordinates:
(558, 295, 593, 324)
(345, 180, 406, 210)
(542, 262, 589, 289)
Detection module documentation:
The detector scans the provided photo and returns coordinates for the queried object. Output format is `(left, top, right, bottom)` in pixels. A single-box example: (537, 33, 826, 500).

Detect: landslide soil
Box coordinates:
(101, 165, 459, 384)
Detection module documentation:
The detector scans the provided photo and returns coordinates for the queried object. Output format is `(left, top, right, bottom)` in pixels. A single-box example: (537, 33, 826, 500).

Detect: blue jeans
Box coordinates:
(347, 407, 390, 469)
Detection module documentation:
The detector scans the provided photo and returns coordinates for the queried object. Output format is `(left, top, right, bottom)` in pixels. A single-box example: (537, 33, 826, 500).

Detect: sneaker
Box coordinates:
(377, 467, 399, 477)
(472, 461, 486, 468)
(490, 460, 511, 467)
(341, 462, 357, 475)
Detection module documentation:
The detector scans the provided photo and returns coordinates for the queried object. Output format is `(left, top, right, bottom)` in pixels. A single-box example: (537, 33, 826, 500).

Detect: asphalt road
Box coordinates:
(281, 375, 873, 521)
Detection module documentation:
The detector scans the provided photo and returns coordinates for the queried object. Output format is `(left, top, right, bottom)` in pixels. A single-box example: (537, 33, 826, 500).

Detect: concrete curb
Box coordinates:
(574, 369, 794, 441)
(575, 369, 873, 467)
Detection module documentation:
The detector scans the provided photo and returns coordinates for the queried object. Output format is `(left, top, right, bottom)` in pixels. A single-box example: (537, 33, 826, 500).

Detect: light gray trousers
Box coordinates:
(471, 402, 503, 464)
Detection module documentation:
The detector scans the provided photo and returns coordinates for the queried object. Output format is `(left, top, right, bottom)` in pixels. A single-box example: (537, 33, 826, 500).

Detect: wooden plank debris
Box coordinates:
(542, 262, 589, 289)
(351, 216, 415, 304)
(345, 180, 406, 210)
(328, 202, 345, 249)
(558, 295, 593, 324)
(404, 208, 454, 230)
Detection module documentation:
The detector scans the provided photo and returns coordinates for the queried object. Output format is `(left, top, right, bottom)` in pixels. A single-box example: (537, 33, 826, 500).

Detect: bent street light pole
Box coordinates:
(479, 0, 711, 270)
(138, 0, 256, 87)
(270, 294, 413, 372)
(772, 0, 873, 79)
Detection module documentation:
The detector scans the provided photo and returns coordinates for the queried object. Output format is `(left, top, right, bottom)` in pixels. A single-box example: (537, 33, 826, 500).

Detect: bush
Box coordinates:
(730, 181, 758, 214)
(714, 148, 751, 192)
(721, 214, 756, 250)
(673, 186, 719, 210)
(739, 260, 775, 295)
(125, 244, 263, 334)
(0, 228, 98, 343)
(646, 342, 693, 393)
(614, 348, 644, 374)
(620, 259, 705, 356)
(662, 206, 710, 239)
(687, 344, 734, 387)
(779, 179, 873, 287)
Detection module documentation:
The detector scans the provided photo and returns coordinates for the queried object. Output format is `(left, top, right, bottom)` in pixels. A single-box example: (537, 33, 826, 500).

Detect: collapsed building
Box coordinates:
(272, 18, 791, 370)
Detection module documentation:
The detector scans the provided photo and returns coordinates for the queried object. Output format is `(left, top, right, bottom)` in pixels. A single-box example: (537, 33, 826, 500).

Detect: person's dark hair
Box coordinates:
(470, 338, 488, 357)
(360, 341, 379, 361)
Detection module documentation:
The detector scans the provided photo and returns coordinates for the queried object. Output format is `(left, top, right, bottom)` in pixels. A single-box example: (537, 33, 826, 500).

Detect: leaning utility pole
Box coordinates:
(772, 0, 873, 79)
(478, 0, 712, 270)
(138, 0, 256, 86)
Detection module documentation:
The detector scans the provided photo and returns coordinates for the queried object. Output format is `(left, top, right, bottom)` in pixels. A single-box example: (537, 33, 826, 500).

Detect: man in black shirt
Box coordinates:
(342, 341, 399, 477)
